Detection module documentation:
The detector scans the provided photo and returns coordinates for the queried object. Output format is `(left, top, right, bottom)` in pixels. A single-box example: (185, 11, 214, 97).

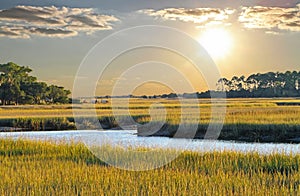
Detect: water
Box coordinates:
(0, 130, 300, 155)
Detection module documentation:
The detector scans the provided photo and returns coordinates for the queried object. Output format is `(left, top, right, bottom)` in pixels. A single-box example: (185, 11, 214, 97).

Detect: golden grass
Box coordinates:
(0, 139, 299, 195)
(0, 98, 299, 125)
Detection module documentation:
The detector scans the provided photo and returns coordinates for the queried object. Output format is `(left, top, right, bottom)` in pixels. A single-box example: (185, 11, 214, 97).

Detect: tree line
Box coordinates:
(216, 71, 300, 98)
(131, 70, 300, 99)
(0, 62, 70, 105)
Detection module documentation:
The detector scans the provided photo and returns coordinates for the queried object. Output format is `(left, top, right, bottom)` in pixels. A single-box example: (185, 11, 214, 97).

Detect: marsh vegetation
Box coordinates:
(0, 98, 299, 143)
(0, 139, 299, 195)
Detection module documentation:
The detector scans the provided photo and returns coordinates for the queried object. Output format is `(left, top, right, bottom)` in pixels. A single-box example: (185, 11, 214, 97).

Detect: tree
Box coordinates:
(216, 70, 300, 98)
(0, 62, 71, 105)
(23, 82, 47, 104)
(217, 78, 230, 91)
(46, 85, 71, 104)
(0, 62, 32, 105)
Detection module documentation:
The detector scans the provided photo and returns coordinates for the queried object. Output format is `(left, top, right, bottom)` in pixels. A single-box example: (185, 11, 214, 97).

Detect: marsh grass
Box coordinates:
(0, 139, 299, 195)
(0, 98, 299, 142)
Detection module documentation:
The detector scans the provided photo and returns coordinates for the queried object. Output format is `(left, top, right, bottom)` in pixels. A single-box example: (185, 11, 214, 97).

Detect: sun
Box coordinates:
(198, 28, 233, 59)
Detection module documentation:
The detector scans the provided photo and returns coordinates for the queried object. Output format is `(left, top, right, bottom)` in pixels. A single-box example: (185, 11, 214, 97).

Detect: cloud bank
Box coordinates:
(1, 4, 299, 38)
(239, 4, 300, 32)
(140, 5, 300, 34)
(139, 8, 235, 28)
(0, 5, 119, 38)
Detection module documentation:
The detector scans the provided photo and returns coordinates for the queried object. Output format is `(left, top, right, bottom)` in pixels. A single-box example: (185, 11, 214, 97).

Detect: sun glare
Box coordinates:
(198, 28, 233, 59)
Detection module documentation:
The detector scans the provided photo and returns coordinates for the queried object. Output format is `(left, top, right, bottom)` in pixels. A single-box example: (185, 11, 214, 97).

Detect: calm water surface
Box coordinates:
(1, 130, 300, 155)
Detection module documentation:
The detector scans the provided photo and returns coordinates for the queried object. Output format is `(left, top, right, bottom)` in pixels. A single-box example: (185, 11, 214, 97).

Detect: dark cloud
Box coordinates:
(0, 5, 119, 38)
(29, 28, 78, 37)
(0, 6, 63, 25)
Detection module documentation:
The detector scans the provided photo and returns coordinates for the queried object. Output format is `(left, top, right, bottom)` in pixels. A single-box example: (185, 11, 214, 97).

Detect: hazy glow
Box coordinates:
(198, 28, 233, 59)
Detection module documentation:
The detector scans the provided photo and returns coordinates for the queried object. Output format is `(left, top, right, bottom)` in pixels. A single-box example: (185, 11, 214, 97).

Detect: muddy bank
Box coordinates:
(137, 123, 300, 144)
(2, 116, 300, 144)
(0, 116, 138, 132)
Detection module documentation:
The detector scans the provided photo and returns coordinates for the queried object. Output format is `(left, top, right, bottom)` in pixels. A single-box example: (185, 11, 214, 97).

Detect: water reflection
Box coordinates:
(0, 130, 299, 155)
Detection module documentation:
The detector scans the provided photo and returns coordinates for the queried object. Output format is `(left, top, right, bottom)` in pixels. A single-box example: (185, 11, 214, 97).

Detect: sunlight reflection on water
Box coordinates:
(1, 130, 299, 155)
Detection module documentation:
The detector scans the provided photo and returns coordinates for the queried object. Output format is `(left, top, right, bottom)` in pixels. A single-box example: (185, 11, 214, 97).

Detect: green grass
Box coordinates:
(0, 139, 299, 195)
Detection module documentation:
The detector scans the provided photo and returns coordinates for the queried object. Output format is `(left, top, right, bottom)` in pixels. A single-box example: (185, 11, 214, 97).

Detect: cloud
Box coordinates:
(139, 7, 235, 28)
(0, 26, 30, 39)
(0, 25, 78, 39)
(265, 31, 281, 35)
(29, 27, 78, 37)
(239, 4, 300, 32)
(0, 5, 119, 38)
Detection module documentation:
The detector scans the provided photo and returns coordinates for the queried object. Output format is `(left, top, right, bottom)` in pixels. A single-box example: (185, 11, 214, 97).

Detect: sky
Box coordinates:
(0, 0, 299, 96)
